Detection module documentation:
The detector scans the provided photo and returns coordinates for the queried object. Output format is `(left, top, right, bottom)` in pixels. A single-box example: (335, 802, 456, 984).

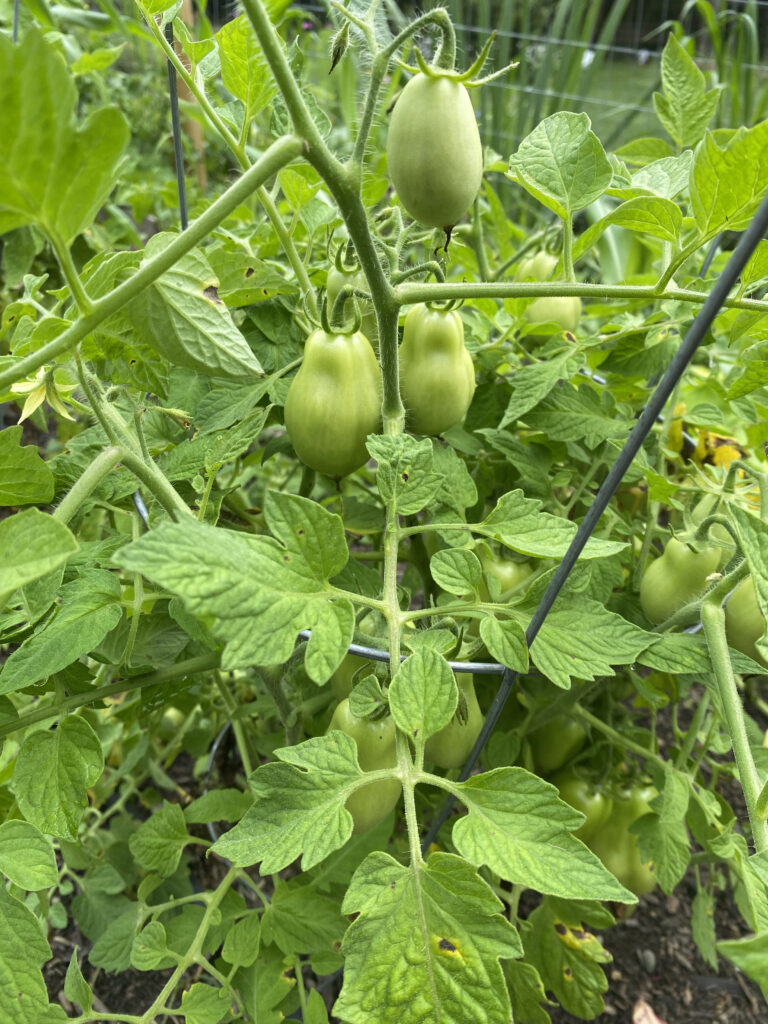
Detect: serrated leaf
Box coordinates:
(129, 802, 190, 877)
(691, 889, 718, 970)
(478, 490, 626, 561)
(690, 122, 768, 236)
(389, 649, 457, 743)
(184, 788, 252, 825)
(368, 434, 444, 515)
(451, 768, 635, 902)
(523, 383, 630, 450)
(222, 910, 261, 967)
(0, 509, 78, 600)
(717, 932, 768, 998)
(211, 734, 365, 872)
(508, 111, 612, 220)
(12, 716, 104, 840)
(522, 897, 612, 1019)
(0, 569, 122, 695)
(632, 765, 690, 893)
(89, 905, 141, 972)
(334, 851, 522, 1024)
(0, 426, 54, 506)
(217, 15, 276, 120)
(129, 237, 264, 380)
(0, 883, 55, 1024)
(479, 617, 528, 673)
(0, 820, 58, 890)
(114, 506, 352, 682)
(429, 547, 482, 596)
(261, 883, 346, 956)
(0, 30, 129, 242)
(652, 35, 719, 148)
(505, 959, 553, 1024)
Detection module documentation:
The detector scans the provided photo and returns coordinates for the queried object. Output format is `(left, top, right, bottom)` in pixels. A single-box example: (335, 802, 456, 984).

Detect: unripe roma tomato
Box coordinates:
(725, 577, 767, 667)
(424, 674, 483, 769)
(639, 538, 721, 624)
(387, 72, 483, 230)
(327, 699, 401, 833)
(284, 328, 381, 478)
(399, 303, 475, 435)
(516, 251, 581, 333)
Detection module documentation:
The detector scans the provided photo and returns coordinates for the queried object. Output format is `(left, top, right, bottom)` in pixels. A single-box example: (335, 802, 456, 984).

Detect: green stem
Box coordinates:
(119, 449, 191, 520)
(674, 692, 711, 770)
(53, 446, 124, 524)
(213, 672, 254, 777)
(49, 233, 93, 314)
(0, 136, 304, 393)
(561, 217, 575, 282)
(700, 600, 768, 853)
(0, 653, 221, 742)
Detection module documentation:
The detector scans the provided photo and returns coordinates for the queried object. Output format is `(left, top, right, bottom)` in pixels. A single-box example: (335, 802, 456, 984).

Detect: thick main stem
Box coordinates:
(701, 600, 768, 853)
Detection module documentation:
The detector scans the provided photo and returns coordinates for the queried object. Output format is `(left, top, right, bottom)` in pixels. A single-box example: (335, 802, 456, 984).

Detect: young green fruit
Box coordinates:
(588, 783, 657, 896)
(639, 538, 721, 624)
(553, 770, 613, 843)
(725, 577, 766, 667)
(387, 72, 483, 229)
(399, 303, 475, 435)
(284, 328, 381, 478)
(516, 251, 581, 333)
(527, 715, 587, 777)
(327, 699, 401, 833)
(424, 674, 483, 769)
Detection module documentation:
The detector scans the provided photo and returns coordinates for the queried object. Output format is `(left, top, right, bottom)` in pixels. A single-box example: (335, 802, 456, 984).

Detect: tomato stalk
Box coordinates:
(701, 599, 768, 853)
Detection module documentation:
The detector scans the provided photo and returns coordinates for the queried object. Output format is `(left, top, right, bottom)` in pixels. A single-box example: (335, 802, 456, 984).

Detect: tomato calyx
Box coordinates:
(402, 35, 518, 88)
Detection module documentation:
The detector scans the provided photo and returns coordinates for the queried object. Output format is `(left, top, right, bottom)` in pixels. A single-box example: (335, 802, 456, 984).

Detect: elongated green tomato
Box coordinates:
(330, 653, 373, 701)
(284, 328, 381, 478)
(639, 537, 721, 624)
(399, 303, 475, 435)
(516, 251, 581, 333)
(725, 577, 767, 667)
(527, 715, 587, 777)
(553, 770, 613, 843)
(326, 699, 401, 833)
(326, 265, 378, 346)
(424, 674, 483, 768)
(588, 783, 657, 896)
(387, 71, 483, 229)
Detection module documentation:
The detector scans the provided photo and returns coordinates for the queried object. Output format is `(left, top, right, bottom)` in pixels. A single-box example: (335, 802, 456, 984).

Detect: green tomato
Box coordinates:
(326, 264, 378, 345)
(329, 653, 373, 701)
(639, 537, 721, 624)
(516, 251, 581, 333)
(553, 770, 613, 843)
(527, 715, 587, 777)
(387, 71, 483, 229)
(399, 303, 475, 435)
(725, 577, 766, 667)
(478, 544, 533, 600)
(424, 674, 483, 769)
(327, 699, 401, 834)
(284, 328, 381, 478)
(588, 783, 657, 896)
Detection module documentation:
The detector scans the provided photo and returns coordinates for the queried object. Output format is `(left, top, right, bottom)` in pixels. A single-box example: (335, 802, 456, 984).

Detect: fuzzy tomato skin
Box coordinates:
(387, 73, 483, 229)
(639, 538, 721, 624)
(326, 265, 378, 345)
(284, 328, 381, 478)
(327, 699, 401, 833)
(553, 771, 613, 843)
(399, 303, 475, 435)
(424, 674, 483, 769)
(516, 251, 581, 332)
(725, 577, 766, 667)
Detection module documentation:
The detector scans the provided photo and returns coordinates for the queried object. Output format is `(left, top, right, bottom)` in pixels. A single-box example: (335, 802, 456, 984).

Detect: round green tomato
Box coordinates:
(639, 537, 721, 624)
(516, 252, 581, 333)
(725, 577, 766, 667)
(527, 715, 587, 777)
(424, 674, 483, 769)
(588, 783, 657, 896)
(284, 328, 381, 478)
(326, 265, 378, 345)
(387, 72, 483, 229)
(329, 653, 373, 701)
(553, 770, 613, 843)
(399, 303, 475, 435)
(479, 546, 533, 601)
(327, 699, 401, 834)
